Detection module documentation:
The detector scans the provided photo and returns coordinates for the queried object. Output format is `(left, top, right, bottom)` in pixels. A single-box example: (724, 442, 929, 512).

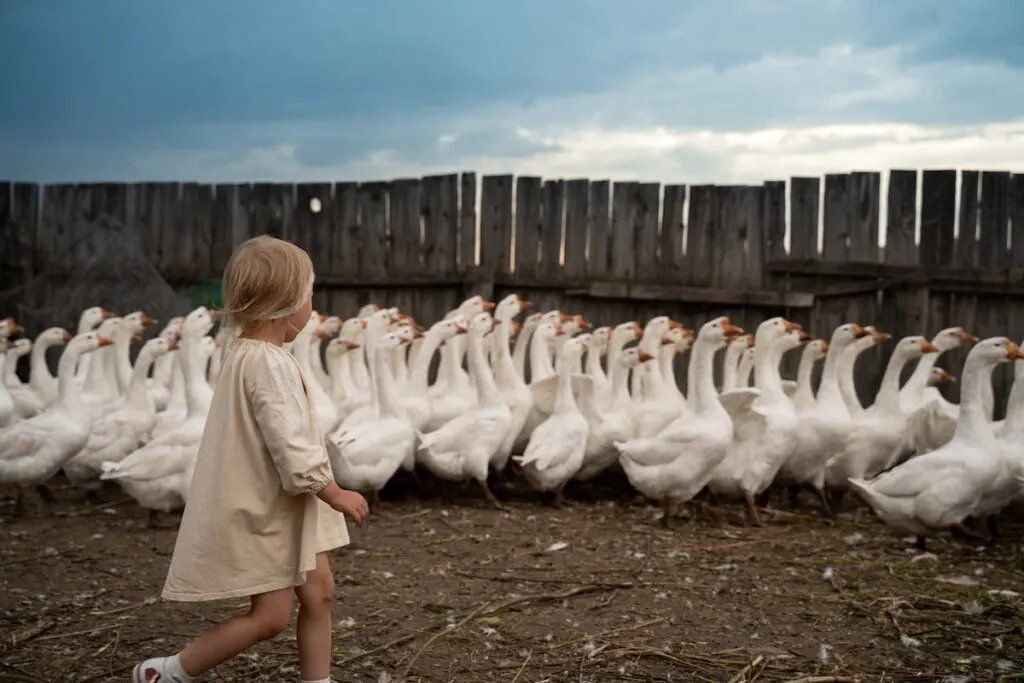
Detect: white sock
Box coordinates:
(164, 654, 194, 682)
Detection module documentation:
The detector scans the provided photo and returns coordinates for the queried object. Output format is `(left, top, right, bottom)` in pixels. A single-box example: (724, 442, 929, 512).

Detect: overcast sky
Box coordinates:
(2, 0, 1022, 184)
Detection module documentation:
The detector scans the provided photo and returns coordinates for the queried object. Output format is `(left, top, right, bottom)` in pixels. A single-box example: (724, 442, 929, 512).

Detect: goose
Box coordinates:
(416, 311, 512, 508)
(774, 324, 872, 513)
(660, 325, 694, 408)
(100, 314, 215, 527)
(898, 327, 978, 413)
(427, 296, 493, 404)
(618, 316, 745, 526)
(82, 316, 123, 405)
(311, 314, 342, 392)
(0, 339, 14, 429)
(150, 317, 185, 410)
(709, 318, 802, 525)
(734, 345, 756, 388)
(291, 312, 340, 433)
(838, 326, 889, 417)
(512, 312, 544, 380)
(147, 308, 216, 442)
(111, 312, 158, 396)
(574, 345, 650, 483)
(584, 326, 612, 393)
(823, 336, 939, 503)
(632, 317, 686, 437)
(848, 338, 1024, 549)
(28, 326, 72, 410)
(488, 295, 532, 474)
(514, 333, 591, 506)
(0, 331, 112, 515)
(332, 309, 398, 432)
(782, 338, 828, 412)
(64, 336, 177, 496)
(327, 318, 366, 421)
(73, 306, 114, 387)
(595, 321, 643, 411)
(327, 331, 416, 506)
(4, 339, 37, 420)
(720, 333, 753, 392)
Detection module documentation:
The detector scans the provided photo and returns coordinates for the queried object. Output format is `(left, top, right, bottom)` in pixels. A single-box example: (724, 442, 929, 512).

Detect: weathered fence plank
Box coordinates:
(294, 183, 334, 276)
(514, 176, 542, 278)
(459, 173, 477, 270)
(684, 185, 716, 287)
(659, 184, 686, 278)
(357, 182, 389, 279)
(326, 182, 361, 316)
(976, 171, 1013, 414)
(919, 170, 957, 372)
(610, 182, 637, 281)
(539, 179, 565, 279)
(563, 179, 589, 279)
(479, 175, 513, 277)
(586, 181, 611, 280)
(421, 175, 458, 274)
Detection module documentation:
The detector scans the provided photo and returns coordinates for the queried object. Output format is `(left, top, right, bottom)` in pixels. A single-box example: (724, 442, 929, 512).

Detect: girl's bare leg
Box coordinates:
(294, 552, 336, 681)
(177, 587, 294, 674)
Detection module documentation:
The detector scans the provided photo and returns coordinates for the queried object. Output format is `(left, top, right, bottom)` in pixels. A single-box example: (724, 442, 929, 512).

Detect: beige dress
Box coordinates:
(162, 338, 349, 602)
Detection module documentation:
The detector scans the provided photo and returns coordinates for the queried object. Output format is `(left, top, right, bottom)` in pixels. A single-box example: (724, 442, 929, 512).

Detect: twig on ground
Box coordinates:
(397, 601, 492, 680)
(3, 620, 56, 648)
(726, 654, 765, 683)
(550, 618, 665, 651)
(89, 596, 156, 616)
(508, 649, 531, 683)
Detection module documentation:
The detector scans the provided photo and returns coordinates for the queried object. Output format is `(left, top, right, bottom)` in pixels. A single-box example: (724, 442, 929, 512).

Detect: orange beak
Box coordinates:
(131, 333, 143, 342)
(315, 329, 331, 340)
(745, 334, 755, 348)
(668, 319, 682, 330)
(518, 298, 531, 311)
(660, 336, 674, 346)
(870, 327, 891, 342)
(820, 341, 830, 353)
(100, 310, 115, 319)
(209, 310, 223, 321)
(682, 328, 696, 342)
(637, 349, 654, 362)
(512, 321, 522, 334)
(97, 336, 114, 347)
(921, 340, 939, 353)
(798, 330, 811, 342)
(167, 339, 180, 351)
(482, 301, 495, 311)
(554, 328, 566, 337)
(343, 340, 361, 350)
(575, 315, 592, 329)
(557, 311, 571, 323)
(631, 322, 642, 338)
(455, 324, 468, 334)
(140, 313, 157, 328)
(1007, 342, 1024, 360)
(782, 319, 798, 332)
(359, 319, 368, 329)
(722, 322, 743, 338)
(851, 324, 869, 339)
(62, 330, 72, 343)
(10, 322, 25, 336)
(959, 330, 979, 344)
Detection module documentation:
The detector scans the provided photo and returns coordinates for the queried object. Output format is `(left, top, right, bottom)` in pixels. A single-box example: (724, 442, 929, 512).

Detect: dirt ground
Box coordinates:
(1, 474, 1023, 683)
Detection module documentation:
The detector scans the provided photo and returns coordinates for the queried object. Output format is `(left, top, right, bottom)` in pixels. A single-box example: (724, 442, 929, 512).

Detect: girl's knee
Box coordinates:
(249, 591, 293, 641)
(297, 559, 335, 611)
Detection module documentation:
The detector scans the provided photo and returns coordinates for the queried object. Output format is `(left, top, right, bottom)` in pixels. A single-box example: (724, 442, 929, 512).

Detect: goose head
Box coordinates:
(435, 315, 469, 340)
(968, 337, 1024, 366)
(6, 338, 32, 360)
(458, 295, 494, 319)
(643, 315, 678, 341)
(928, 367, 955, 386)
(697, 316, 744, 350)
(70, 331, 115, 356)
(559, 334, 589, 363)
(891, 335, 939, 363)
(78, 306, 114, 332)
(37, 326, 72, 348)
(94, 317, 121, 344)
(865, 326, 891, 344)
(587, 327, 612, 353)
(320, 315, 343, 337)
(754, 316, 798, 348)
(145, 336, 178, 360)
(932, 326, 979, 352)
(0, 318, 25, 339)
(358, 303, 380, 318)
(377, 331, 411, 351)
(327, 336, 361, 359)
(620, 347, 656, 369)
(612, 321, 643, 347)
(121, 311, 158, 339)
(532, 321, 561, 347)
(339, 317, 365, 341)
(467, 311, 495, 336)
(495, 294, 530, 322)
(773, 327, 809, 356)
(520, 312, 545, 333)
(805, 339, 829, 362)
(160, 316, 185, 339)
(180, 307, 216, 338)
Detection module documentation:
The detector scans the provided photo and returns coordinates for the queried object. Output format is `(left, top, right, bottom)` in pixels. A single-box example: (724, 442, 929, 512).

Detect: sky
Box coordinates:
(1, 0, 1023, 185)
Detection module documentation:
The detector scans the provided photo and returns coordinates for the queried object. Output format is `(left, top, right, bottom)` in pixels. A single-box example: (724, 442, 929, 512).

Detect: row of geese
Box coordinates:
(1, 296, 1022, 548)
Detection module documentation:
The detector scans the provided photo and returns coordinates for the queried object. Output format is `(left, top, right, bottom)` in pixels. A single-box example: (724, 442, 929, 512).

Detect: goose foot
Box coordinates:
(659, 498, 675, 529)
(915, 536, 928, 551)
(814, 487, 833, 518)
(477, 479, 505, 511)
(689, 499, 724, 526)
(827, 489, 846, 517)
(986, 515, 1001, 542)
(743, 492, 762, 527)
(36, 484, 57, 505)
(147, 510, 178, 529)
(13, 488, 27, 517)
(786, 484, 802, 507)
(369, 488, 381, 509)
(552, 486, 572, 509)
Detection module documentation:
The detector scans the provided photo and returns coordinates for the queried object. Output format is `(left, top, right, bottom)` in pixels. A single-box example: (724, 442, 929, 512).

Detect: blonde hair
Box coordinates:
(220, 236, 314, 329)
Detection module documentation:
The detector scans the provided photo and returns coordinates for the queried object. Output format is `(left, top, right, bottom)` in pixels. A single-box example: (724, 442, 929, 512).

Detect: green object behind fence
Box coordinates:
(191, 280, 223, 311)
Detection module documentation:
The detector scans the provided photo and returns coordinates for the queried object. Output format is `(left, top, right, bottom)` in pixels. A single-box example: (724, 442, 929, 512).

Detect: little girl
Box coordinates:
(134, 236, 370, 683)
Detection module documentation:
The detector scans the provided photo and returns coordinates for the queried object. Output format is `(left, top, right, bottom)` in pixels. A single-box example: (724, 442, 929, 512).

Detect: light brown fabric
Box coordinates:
(162, 338, 349, 602)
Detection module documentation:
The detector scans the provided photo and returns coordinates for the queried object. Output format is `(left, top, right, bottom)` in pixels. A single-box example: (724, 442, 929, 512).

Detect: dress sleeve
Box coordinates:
(243, 345, 333, 495)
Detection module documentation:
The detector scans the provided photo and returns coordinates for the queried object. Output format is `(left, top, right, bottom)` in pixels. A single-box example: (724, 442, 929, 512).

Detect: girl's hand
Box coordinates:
(333, 489, 370, 524)
(317, 482, 370, 524)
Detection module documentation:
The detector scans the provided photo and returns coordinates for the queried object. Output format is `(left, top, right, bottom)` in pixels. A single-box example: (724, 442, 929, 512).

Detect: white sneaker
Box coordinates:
(132, 658, 188, 683)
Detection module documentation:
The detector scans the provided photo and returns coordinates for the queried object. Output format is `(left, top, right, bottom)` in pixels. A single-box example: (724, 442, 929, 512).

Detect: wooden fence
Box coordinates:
(2, 169, 1024, 411)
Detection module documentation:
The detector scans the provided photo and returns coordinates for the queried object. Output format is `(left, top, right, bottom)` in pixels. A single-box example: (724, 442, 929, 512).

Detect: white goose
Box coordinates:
(73, 306, 114, 388)
(0, 331, 112, 515)
(64, 336, 177, 495)
(416, 312, 512, 508)
(783, 338, 828, 412)
(721, 334, 753, 392)
(327, 331, 416, 506)
(849, 338, 1024, 549)
(514, 334, 591, 506)
(82, 316, 123, 405)
(28, 326, 72, 409)
(489, 295, 532, 474)
(618, 316, 746, 525)
(0, 338, 14, 429)
(146, 308, 216, 442)
(4, 339, 37, 420)
(291, 312, 340, 433)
